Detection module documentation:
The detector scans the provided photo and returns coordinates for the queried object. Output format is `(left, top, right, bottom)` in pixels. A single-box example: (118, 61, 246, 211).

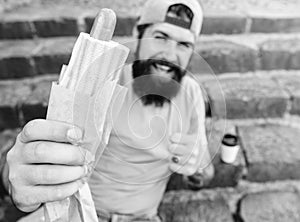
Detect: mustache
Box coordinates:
(149, 59, 181, 72)
(132, 58, 185, 80)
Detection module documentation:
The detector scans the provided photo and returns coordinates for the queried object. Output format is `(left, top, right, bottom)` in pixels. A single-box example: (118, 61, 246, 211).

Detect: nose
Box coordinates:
(161, 40, 178, 63)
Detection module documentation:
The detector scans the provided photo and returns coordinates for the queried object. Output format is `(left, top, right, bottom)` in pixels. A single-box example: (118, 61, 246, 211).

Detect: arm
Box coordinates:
(168, 83, 214, 189)
(187, 84, 214, 188)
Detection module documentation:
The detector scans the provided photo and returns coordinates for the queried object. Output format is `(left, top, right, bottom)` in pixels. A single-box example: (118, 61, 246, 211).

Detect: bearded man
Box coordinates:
(3, 0, 214, 221)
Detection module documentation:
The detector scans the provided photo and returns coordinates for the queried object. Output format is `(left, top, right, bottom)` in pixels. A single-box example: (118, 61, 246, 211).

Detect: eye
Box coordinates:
(179, 42, 193, 49)
(154, 35, 167, 41)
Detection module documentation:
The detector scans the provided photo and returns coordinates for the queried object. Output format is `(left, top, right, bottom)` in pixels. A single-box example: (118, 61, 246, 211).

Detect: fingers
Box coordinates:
(36, 179, 85, 203)
(169, 143, 199, 166)
(169, 143, 199, 156)
(8, 119, 88, 213)
(186, 164, 215, 190)
(22, 141, 93, 166)
(169, 162, 196, 176)
(186, 174, 205, 190)
(168, 142, 199, 176)
(19, 119, 83, 144)
(19, 164, 88, 185)
(169, 148, 198, 176)
(169, 153, 197, 167)
(12, 179, 85, 212)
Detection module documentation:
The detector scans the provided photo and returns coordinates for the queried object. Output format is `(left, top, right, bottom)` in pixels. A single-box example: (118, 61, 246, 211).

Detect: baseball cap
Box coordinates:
(137, 0, 203, 36)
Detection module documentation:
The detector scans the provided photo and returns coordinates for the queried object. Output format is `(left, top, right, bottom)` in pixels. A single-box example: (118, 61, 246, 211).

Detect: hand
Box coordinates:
(6, 119, 93, 212)
(185, 164, 215, 190)
(168, 133, 202, 176)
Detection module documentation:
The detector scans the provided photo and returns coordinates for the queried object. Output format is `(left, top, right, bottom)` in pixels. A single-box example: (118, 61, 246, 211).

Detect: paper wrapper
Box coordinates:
(45, 81, 127, 221)
(43, 31, 129, 221)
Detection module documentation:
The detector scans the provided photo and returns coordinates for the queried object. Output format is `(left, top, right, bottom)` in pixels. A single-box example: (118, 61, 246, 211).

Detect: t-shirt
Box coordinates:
(89, 64, 207, 217)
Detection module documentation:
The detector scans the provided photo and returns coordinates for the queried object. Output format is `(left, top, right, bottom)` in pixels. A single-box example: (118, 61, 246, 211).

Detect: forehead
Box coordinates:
(145, 22, 195, 44)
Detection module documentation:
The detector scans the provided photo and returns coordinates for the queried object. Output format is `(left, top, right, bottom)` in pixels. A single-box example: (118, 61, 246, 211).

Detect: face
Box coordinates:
(132, 23, 195, 106)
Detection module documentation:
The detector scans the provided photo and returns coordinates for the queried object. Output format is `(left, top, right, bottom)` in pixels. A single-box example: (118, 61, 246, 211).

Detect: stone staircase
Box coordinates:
(1, 0, 300, 221)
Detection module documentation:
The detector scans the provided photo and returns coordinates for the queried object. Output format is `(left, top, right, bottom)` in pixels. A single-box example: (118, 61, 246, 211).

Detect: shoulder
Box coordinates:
(177, 75, 207, 115)
(180, 75, 204, 99)
(182, 75, 200, 86)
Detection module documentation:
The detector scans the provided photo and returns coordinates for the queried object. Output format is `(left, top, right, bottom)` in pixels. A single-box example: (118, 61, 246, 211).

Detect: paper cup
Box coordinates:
(221, 134, 239, 164)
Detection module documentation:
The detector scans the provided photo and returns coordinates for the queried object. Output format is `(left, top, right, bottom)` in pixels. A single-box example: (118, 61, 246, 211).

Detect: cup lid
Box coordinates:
(222, 134, 238, 146)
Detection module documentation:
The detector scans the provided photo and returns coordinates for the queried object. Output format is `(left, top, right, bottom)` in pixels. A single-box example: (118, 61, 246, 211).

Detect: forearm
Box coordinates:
(198, 141, 215, 180)
(2, 161, 9, 193)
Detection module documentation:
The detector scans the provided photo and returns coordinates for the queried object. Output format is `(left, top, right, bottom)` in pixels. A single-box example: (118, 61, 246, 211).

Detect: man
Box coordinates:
(2, 0, 214, 221)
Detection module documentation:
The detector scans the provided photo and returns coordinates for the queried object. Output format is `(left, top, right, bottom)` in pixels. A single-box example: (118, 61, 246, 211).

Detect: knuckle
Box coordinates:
(6, 148, 16, 165)
(33, 142, 47, 160)
(8, 165, 22, 185)
(16, 132, 22, 141)
(8, 170, 19, 184)
(7, 139, 23, 164)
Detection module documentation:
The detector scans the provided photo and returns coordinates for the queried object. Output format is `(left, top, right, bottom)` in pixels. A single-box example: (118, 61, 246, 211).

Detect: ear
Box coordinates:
(132, 21, 140, 59)
(132, 15, 140, 38)
(132, 24, 139, 39)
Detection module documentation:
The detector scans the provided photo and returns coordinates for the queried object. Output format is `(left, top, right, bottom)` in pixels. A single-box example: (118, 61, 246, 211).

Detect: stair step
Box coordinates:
(1, 4, 300, 39)
(0, 75, 58, 130)
(238, 123, 300, 182)
(0, 37, 75, 79)
(1, 124, 300, 221)
(162, 180, 300, 222)
(0, 177, 299, 221)
(1, 33, 300, 79)
(201, 70, 300, 119)
(0, 70, 299, 130)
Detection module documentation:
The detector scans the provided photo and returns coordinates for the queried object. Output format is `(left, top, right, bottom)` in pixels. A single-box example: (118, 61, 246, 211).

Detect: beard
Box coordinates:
(132, 58, 186, 107)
